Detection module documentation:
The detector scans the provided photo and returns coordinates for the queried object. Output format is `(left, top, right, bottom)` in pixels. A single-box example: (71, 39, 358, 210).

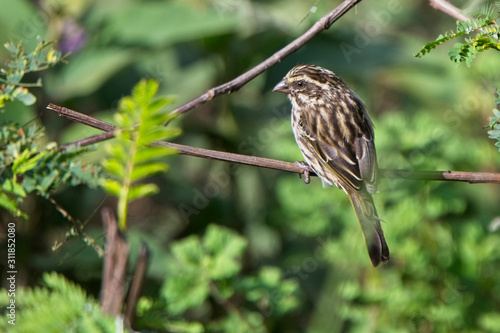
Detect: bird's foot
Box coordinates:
(295, 161, 311, 184)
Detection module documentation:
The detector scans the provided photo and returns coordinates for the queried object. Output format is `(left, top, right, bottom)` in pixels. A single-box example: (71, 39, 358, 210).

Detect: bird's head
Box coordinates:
(273, 65, 344, 105)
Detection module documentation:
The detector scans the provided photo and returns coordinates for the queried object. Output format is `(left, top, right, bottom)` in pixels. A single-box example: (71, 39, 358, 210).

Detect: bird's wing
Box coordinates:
(353, 97, 378, 194)
(296, 97, 378, 193)
(355, 136, 378, 194)
(296, 112, 363, 191)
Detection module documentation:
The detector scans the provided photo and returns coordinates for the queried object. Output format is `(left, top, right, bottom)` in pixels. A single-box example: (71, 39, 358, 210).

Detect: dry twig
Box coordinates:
(47, 104, 500, 184)
(170, 0, 362, 116)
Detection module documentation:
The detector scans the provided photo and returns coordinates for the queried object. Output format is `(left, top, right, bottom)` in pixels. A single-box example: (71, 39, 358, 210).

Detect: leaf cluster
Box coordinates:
(100, 79, 180, 230)
(415, 14, 499, 67)
(0, 122, 100, 219)
(0, 272, 117, 333)
(0, 37, 67, 110)
(147, 224, 301, 332)
(488, 95, 500, 151)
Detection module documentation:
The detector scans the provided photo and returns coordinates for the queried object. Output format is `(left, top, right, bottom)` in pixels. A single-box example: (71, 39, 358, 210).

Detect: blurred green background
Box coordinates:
(1, 0, 500, 332)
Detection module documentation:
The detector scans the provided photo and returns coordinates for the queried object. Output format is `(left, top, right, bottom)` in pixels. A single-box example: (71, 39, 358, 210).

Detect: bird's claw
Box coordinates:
(295, 161, 311, 184)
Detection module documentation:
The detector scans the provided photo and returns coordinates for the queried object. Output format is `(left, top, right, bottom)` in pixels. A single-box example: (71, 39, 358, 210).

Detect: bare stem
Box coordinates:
(100, 208, 130, 316)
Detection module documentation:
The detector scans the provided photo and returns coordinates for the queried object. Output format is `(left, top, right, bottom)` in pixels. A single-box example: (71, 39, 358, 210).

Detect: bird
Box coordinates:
(273, 64, 389, 267)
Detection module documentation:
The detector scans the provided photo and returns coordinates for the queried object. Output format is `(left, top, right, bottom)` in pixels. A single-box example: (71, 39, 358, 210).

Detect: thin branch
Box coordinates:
(48, 195, 104, 256)
(47, 103, 500, 184)
(170, 0, 362, 116)
(429, 0, 470, 22)
(49, 104, 312, 174)
(379, 169, 500, 184)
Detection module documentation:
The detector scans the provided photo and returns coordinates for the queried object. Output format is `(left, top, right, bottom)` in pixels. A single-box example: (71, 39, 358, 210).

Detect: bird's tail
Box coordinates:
(347, 189, 390, 267)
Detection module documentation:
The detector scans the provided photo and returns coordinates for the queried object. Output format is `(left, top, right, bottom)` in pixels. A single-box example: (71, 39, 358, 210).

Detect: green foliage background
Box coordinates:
(1, 0, 499, 332)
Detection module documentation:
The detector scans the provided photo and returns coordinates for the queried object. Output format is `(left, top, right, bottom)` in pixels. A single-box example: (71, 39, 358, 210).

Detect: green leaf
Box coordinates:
(133, 146, 176, 164)
(117, 97, 136, 119)
(4, 42, 17, 54)
(479, 313, 500, 332)
(15, 88, 36, 105)
(0, 272, 116, 332)
(203, 224, 247, 279)
(204, 224, 247, 258)
(12, 148, 47, 175)
(132, 79, 158, 107)
(137, 127, 180, 146)
(1, 39, 66, 108)
(488, 129, 500, 137)
(100, 179, 122, 196)
(162, 236, 210, 315)
(449, 43, 463, 62)
(100, 78, 179, 229)
(106, 144, 128, 162)
(258, 266, 282, 285)
(0, 123, 101, 219)
(237, 266, 301, 317)
(2, 178, 27, 197)
(0, 191, 27, 219)
(165, 321, 204, 333)
(68, 164, 101, 188)
(130, 162, 168, 181)
(171, 236, 204, 266)
(416, 17, 498, 67)
(163, 273, 210, 315)
(148, 96, 176, 113)
(128, 183, 159, 201)
(208, 310, 266, 333)
(38, 169, 60, 194)
(102, 159, 126, 178)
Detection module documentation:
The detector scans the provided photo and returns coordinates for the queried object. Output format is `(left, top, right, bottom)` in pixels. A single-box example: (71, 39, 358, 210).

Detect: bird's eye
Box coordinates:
(296, 80, 305, 88)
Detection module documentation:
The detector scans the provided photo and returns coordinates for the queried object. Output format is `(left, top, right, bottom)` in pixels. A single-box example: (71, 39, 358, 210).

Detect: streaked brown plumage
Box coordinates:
(273, 64, 389, 267)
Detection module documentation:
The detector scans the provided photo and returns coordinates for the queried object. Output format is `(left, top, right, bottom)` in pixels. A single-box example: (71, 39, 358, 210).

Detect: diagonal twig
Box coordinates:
(47, 103, 500, 184)
(170, 0, 362, 116)
(429, 0, 470, 22)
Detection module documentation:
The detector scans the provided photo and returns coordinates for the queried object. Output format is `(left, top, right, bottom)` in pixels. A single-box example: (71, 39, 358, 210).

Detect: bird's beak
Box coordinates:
(273, 79, 290, 94)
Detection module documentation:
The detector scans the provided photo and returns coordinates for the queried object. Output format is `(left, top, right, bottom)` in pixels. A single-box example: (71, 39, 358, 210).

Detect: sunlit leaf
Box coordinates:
(100, 179, 122, 196)
(129, 162, 168, 181)
(133, 146, 175, 163)
(0, 191, 27, 219)
(102, 159, 125, 178)
(128, 183, 159, 200)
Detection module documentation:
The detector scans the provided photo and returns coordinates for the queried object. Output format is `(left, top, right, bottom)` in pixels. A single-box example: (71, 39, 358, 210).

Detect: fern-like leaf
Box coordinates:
(101, 79, 180, 230)
(0, 37, 67, 110)
(0, 123, 101, 218)
(473, 3, 499, 20)
(489, 108, 500, 152)
(0, 272, 116, 332)
(415, 18, 499, 66)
